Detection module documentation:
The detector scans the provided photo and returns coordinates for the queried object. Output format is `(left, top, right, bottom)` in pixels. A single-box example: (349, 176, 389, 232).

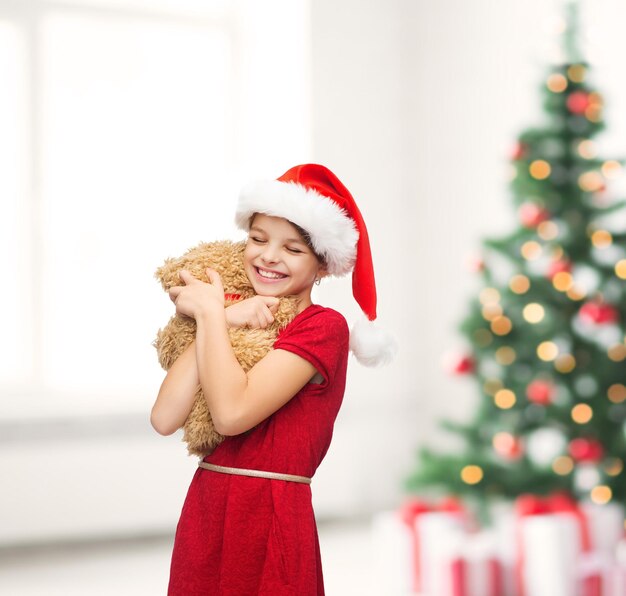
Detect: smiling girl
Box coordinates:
(152, 164, 395, 595)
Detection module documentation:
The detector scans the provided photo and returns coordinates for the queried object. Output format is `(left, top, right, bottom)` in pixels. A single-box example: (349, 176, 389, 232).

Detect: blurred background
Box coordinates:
(2, 0, 626, 594)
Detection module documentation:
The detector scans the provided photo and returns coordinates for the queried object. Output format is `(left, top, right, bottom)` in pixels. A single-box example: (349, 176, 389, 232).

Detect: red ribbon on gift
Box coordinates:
(515, 492, 592, 596)
(450, 556, 504, 596)
(582, 574, 602, 596)
(399, 497, 465, 594)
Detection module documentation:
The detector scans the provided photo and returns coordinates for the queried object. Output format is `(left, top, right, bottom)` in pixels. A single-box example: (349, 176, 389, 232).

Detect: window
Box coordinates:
(1, 0, 311, 419)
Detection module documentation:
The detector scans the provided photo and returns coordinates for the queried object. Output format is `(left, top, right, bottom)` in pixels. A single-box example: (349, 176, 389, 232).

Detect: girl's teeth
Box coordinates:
(258, 268, 285, 279)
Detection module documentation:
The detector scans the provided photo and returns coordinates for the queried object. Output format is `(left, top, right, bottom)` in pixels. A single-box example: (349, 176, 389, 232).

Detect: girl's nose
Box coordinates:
(261, 246, 280, 264)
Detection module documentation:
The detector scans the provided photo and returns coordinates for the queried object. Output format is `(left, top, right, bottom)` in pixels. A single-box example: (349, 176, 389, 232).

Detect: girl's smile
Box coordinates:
(254, 265, 288, 282)
(244, 213, 327, 311)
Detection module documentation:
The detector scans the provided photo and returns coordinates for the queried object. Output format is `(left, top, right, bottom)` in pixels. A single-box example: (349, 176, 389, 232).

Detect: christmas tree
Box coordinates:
(406, 2, 626, 505)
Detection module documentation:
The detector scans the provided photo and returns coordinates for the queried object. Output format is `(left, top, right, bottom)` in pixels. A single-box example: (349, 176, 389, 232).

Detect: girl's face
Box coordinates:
(244, 213, 327, 310)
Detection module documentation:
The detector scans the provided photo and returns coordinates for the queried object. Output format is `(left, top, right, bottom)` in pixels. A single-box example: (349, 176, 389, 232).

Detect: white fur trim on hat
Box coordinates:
(236, 180, 359, 277)
(349, 316, 398, 367)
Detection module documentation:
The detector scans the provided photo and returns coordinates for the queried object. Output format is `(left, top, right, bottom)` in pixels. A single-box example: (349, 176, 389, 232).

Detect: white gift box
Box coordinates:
(581, 502, 624, 557)
(443, 529, 508, 596)
(519, 512, 583, 596)
(415, 511, 466, 595)
(371, 501, 626, 596)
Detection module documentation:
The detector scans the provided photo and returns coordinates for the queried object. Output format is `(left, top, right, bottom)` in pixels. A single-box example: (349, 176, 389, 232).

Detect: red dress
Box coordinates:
(168, 304, 349, 595)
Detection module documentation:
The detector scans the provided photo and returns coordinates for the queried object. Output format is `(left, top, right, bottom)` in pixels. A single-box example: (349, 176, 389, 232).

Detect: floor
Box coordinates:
(0, 516, 408, 596)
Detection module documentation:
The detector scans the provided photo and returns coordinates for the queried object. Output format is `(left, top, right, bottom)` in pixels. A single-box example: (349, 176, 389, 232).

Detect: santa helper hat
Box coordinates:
(235, 163, 397, 367)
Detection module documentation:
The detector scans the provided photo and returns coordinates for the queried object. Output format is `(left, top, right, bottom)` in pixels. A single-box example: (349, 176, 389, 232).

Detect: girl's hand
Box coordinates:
(225, 296, 280, 329)
(168, 268, 224, 319)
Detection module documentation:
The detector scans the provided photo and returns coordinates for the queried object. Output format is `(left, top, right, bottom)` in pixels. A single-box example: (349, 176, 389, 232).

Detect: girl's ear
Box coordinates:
(317, 265, 330, 280)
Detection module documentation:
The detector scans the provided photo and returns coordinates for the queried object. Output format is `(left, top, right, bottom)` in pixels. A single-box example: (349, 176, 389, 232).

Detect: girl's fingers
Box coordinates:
(206, 268, 224, 291)
(261, 296, 280, 314)
(262, 305, 274, 327)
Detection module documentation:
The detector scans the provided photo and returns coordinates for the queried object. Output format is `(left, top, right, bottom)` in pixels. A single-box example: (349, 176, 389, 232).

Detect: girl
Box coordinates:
(151, 164, 395, 595)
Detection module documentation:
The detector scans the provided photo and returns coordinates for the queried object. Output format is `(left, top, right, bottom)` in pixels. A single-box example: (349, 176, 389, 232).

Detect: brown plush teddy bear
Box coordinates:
(153, 240, 299, 457)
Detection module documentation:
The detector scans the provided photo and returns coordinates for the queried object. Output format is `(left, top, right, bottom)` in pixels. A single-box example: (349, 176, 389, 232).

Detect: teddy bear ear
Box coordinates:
(154, 263, 170, 289)
(153, 259, 174, 289)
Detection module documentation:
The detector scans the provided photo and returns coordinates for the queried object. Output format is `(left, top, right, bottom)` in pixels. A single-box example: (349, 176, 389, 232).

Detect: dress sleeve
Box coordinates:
(273, 308, 349, 387)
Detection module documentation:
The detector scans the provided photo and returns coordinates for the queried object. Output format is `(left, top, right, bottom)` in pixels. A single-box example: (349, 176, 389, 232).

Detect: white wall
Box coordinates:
(4, 0, 626, 545)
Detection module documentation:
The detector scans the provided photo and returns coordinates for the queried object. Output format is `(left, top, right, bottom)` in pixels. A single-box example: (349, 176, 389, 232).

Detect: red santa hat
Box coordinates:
(235, 163, 397, 367)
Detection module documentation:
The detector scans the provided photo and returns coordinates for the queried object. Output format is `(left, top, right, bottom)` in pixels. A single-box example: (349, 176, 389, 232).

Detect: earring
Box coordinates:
(314, 278, 321, 286)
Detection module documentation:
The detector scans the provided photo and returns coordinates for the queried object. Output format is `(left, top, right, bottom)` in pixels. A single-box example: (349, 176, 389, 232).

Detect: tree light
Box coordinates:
(555, 353, 576, 373)
(553, 272, 574, 292)
(546, 73, 567, 93)
(479, 288, 500, 305)
(578, 171, 604, 192)
(495, 346, 516, 365)
(510, 274, 530, 294)
(608, 345, 626, 362)
(461, 465, 483, 485)
(552, 456, 574, 475)
(491, 316, 512, 336)
(523, 303, 545, 323)
(494, 389, 516, 409)
(577, 140, 597, 158)
(604, 458, 623, 477)
(572, 403, 593, 424)
(591, 230, 612, 248)
(608, 384, 626, 404)
(530, 160, 551, 179)
(602, 160, 622, 179)
(590, 485, 612, 505)
(521, 241, 542, 260)
(567, 64, 586, 82)
(538, 221, 559, 240)
(537, 341, 559, 361)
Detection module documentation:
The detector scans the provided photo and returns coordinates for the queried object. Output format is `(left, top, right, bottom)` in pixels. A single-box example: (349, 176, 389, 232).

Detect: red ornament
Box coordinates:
(519, 202, 550, 228)
(466, 255, 485, 273)
(442, 350, 475, 375)
(452, 355, 475, 375)
(546, 259, 572, 280)
(511, 142, 528, 161)
(566, 91, 591, 115)
(579, 301, 619, 325)
(493, 433, 524, 460)
(568, 438, 604, 463)
(526, 379, 555, 405)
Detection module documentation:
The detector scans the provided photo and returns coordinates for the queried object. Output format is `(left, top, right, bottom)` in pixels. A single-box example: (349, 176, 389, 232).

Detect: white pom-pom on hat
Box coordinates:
(350, 316, 398, 367)
(236, 163, 396, 367)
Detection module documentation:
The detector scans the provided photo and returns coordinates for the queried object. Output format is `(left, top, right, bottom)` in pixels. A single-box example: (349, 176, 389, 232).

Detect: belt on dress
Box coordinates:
(198, 461, 311, 485)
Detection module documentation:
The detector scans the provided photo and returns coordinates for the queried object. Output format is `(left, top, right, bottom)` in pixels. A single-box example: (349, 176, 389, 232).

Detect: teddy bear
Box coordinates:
(153, 240, 299, 457)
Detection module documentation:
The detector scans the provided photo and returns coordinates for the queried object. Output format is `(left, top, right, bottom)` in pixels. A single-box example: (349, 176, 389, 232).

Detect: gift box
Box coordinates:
(445, 530, 507, 596)
(515, 493, 591, 596)
(376, 495, 626, 596)
(399, 497, 467, 594)
(581, 502, 624, 558)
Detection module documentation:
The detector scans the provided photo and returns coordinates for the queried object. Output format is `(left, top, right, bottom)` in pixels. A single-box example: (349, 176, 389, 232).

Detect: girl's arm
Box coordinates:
(150, 341, 200, 435)
(195, 308, 317, 436)
(167, 268, 317, 437)
(151, 297, 282, 435)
